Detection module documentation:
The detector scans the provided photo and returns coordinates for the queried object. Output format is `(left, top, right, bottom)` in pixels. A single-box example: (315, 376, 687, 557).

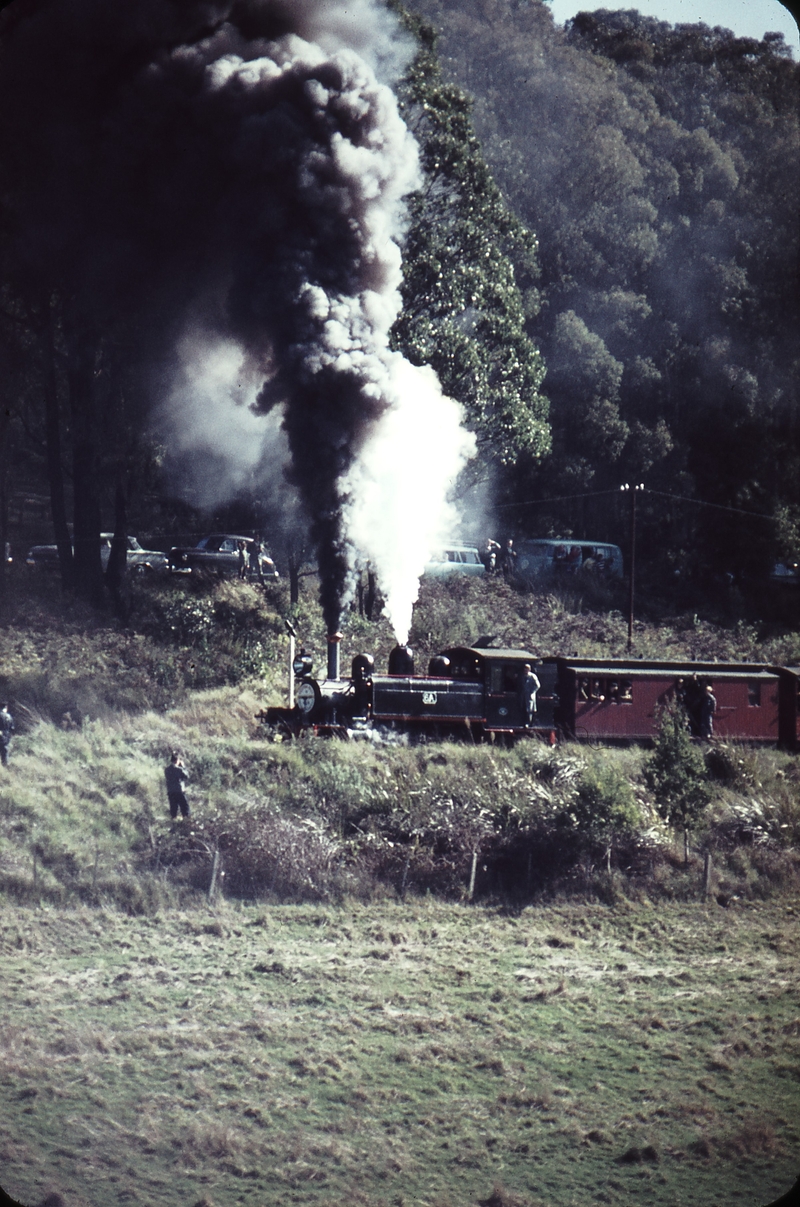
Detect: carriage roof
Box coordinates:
(442, 647, 540, 663)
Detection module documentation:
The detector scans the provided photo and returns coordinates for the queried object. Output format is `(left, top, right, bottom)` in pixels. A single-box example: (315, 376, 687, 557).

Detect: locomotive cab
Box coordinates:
(440, 647, 558, 736)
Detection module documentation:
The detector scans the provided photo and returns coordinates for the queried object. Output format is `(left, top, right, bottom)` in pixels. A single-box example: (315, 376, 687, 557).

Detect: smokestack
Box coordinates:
(327, 632, 342, 682)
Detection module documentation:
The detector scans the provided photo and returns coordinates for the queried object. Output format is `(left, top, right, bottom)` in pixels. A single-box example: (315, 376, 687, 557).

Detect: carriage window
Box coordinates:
(578, 677, 606, 701)
(489, 665, 523, 692)
(747, 681, 761, 707)
(576, 677, 632, 702)
(504, 665, 521, 692)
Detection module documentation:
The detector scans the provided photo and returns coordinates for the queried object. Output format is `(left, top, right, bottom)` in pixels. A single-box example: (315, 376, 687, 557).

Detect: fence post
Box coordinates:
(468, 848, 479, 902)
(702, 849, 712, 899)
(208, 848, 221, 904)
(400, 853, 411, 900)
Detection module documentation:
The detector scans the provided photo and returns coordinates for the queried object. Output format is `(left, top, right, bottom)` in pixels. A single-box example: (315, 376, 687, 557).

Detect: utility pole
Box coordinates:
(285, 618, 298, 708)
(622, 484, 644, 652)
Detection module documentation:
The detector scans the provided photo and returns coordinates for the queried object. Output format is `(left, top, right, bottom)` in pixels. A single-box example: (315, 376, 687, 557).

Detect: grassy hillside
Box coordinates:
(3, 566, 800, 730)
(1, 568, 799, 913)
(0, 570, 799, 1207)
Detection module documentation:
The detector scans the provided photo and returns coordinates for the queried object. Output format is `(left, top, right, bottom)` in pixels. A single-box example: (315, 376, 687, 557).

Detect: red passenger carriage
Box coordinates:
(552, 658, 782, 744)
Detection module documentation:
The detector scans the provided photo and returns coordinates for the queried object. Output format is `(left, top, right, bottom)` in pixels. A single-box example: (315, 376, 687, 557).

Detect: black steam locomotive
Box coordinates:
(258, 637, 800, 748)
(263, 641, 559, 741)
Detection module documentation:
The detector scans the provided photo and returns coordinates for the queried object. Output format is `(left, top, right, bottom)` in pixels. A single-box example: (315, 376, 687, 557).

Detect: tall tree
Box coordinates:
(389, 5, 550, 470)
(407, 0, 800, 586)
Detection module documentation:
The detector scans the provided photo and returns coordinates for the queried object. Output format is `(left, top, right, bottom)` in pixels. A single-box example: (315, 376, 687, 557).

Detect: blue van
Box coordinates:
(516, 539, 623, 582)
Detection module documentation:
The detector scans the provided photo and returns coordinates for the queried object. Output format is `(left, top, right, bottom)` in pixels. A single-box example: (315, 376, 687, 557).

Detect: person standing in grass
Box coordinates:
(0, 702, 14, 767)
(248, 537, 264, 583)
(500, 538, 517, 580)
(164, 751, 190, 819)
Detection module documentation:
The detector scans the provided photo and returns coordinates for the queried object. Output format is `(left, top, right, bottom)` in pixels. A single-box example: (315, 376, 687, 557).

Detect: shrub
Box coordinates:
(558, 759, 641, 868)
(646, 701, 711, 863)
(156, 800, 368, 903)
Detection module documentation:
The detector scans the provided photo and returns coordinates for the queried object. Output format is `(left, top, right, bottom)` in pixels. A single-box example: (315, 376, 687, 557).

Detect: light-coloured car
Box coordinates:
(422, 546, 486, 578)
(771, 561, 799, 586)
(26, 534, 169, 574)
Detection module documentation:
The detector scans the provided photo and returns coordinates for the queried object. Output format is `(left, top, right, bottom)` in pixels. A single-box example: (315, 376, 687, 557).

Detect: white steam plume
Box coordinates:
(343, 358, 476, 642)
(161, 332, 290, 509)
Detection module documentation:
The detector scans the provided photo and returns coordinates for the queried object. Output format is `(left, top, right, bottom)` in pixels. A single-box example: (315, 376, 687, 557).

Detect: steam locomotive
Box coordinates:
(258, 637, 800, 748)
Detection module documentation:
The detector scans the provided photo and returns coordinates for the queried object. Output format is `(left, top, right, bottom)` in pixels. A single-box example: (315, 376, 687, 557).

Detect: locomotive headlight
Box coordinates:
(293, 654, 313, 678)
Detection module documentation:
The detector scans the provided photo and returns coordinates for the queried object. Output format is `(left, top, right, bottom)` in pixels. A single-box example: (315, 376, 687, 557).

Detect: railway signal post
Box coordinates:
(622, 483, 644, 652)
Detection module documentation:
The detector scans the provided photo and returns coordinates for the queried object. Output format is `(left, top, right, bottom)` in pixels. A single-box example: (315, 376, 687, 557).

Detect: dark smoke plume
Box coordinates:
(0, 0, 474, 635)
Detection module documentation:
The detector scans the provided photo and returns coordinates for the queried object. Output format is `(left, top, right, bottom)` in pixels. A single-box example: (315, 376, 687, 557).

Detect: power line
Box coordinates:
(497, 489, 621, 509)
(644, 488, 775, 521)
(498, 486, 775, 521)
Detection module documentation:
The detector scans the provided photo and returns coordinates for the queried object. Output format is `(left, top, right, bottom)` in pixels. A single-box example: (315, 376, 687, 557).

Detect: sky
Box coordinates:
(546, 0, 800, 54)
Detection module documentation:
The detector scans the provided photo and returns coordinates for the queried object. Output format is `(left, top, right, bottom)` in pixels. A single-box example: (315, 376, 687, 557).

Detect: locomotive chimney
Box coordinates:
(327, 632, 342, 681)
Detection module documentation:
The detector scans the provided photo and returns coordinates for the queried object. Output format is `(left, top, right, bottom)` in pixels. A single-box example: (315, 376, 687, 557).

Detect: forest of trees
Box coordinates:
(407, 0, 800, 590)
(1, 0, 798, 611)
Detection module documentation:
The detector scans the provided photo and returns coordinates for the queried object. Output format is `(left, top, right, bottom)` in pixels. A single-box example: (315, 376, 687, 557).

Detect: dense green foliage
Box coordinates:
(408, 0, 800, 586)
(389, 4, 550, 467)
(558, 757, 640, 856)
(647, 700, 712, 860)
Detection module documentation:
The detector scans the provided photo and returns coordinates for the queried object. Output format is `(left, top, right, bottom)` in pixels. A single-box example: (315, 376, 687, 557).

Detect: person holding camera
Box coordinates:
(164, 751, 190, 819)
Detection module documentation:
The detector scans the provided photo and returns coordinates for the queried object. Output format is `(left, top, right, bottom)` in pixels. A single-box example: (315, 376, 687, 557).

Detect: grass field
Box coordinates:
(1, 897, 798, 1207)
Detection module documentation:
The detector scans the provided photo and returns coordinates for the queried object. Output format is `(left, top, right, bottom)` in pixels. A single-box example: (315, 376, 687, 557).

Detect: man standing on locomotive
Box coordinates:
(519, 663, 541, 729)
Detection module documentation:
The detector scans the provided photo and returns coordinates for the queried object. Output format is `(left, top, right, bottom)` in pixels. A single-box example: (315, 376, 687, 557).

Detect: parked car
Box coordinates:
(26, 534, 169, 574)
(515, 538, 624, 582)
(168, 534, 278, 579)
(771, 561, 800, 586)
(422, 546, 486, 578)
